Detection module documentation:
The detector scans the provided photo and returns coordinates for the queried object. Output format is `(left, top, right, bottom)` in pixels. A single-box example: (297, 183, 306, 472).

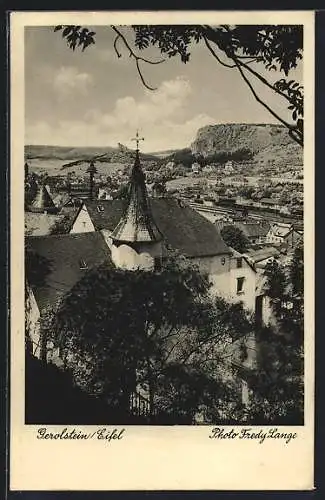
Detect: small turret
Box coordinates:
(111, 132, 163, 271)
(86, 161, 97, 200)
(27, 182, 57, 214)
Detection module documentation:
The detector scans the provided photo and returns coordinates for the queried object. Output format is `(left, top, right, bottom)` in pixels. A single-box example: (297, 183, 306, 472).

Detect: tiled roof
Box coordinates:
(111, 152, 163, 243)
(85, 197, 231, 258)
(293, 223, 304, 233)
(26, 232, 113, 312)
(244, 246, 280, 264)
(260, 198, 278, 205)
(236, 222, 270, 239)
(270, 223, 292, 237)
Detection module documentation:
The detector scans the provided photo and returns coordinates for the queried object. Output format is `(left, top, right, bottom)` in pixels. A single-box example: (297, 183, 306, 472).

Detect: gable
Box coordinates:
(70, 204, 95, 233)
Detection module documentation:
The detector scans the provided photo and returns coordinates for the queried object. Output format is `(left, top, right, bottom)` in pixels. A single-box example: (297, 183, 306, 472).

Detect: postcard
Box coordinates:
(10, 10, 314, 491)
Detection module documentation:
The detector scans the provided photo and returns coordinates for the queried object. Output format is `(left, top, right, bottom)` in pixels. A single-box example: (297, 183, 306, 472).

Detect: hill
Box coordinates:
(25, 145, 161, 166)
(191, 123, 303, 168)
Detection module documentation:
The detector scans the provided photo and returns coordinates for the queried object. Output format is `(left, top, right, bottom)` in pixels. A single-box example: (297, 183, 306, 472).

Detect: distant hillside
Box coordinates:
(147, 149, 180, 159)
(191, 123, 303, 167)
(25, 145, 160, 165)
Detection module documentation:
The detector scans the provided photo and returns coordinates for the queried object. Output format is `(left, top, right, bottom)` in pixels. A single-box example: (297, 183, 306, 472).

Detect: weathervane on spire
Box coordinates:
(132, 130, 144, 152)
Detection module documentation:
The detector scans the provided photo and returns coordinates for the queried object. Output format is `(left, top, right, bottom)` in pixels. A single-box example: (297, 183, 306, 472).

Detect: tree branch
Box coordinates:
(203, 30, 301, 109)
(202, 25, 303, 146)
(111, 25, 165, 91)
(202, 35, 236, 68)
(234, 60, 302, 142)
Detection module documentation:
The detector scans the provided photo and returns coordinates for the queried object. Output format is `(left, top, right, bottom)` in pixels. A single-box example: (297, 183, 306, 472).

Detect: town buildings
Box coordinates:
(24, 138, 304, 420)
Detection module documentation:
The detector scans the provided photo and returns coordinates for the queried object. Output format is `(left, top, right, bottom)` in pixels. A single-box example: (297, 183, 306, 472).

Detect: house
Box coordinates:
(224, 160, 234, 175)
(235, 221, 270, 245)
(244, 246, 280, 269)
(25, 231, 113, 358)
(191, 162, 201, 174)
(98, 187, 113, 200)
(293, 223, 304, 236)
(69, 197, 270, 320)
(260, 198, 280, 211)
(71, 197, 233, 282)
(266, 223, 302, 248)
(68, 182, 97, 200)
(227, 248, 258, 313)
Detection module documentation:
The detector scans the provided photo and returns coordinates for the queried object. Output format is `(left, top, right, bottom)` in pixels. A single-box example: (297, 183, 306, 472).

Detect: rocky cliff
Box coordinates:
(191, 123, 303, 167)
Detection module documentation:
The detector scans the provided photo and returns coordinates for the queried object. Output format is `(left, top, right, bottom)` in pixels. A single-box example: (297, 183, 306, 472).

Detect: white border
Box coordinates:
(10, 11, 314, 491)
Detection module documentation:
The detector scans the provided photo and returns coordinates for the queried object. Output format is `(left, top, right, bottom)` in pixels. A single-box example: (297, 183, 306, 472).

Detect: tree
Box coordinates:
(246, 245, 304, 424)
(25, 244, 53, 358)
(41, 254, 254, 424)
(220, 225, 249, 253)
(112, 183, 129, 200)
(55, 24, 303, 146)
(49, 215, 72, 235)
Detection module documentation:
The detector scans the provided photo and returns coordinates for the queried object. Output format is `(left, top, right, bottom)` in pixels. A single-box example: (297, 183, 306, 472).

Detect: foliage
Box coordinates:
(41, 255, 254, 423)
(220, 225, 250, 253)
(49, 215, 72, 235)
(264, 241, 304, 343)
(25, 350, 133, 424)
(25, 244, 52, 288)
(24, 174, 39, 207)
(247, 242, 304, 424)
(55, 24, 303, 145)
(169, 148, 194, 168)
(112, 183, 129, 200)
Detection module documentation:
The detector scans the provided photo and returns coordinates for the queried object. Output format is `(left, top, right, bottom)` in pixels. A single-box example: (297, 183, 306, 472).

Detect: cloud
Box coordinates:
(26, 77, 215, 150)
(93, 76, 192, 130)
(53, 66, 93, 97)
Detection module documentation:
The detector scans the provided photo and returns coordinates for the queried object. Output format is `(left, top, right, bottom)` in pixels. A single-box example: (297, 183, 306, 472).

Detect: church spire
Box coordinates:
(111, 132, 162, 243)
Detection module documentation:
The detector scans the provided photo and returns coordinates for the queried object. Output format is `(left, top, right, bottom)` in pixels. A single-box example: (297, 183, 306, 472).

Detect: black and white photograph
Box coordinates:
(23, 21, 306, 427)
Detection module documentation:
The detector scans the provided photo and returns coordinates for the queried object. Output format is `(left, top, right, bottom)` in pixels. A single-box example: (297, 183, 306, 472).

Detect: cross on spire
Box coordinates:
(132, 130, 144, 151)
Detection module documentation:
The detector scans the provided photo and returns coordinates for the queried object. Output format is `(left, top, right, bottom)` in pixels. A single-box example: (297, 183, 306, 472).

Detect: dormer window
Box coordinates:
(97, 205, 104, 213)
(79, 259, 88, 270)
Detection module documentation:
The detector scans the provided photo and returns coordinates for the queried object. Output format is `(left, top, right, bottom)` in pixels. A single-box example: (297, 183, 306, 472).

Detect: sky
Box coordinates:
(25, 26, 303, 152)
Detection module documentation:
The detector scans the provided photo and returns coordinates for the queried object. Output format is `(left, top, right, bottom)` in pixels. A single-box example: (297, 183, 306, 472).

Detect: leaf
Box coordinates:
(62, 26, 72, 37)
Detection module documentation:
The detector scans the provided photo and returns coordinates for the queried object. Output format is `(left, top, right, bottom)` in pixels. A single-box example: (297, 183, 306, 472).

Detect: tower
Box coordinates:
(111, 132, 163, 271)
(86, 161, 97, 200)
(27, 182, 57, 214)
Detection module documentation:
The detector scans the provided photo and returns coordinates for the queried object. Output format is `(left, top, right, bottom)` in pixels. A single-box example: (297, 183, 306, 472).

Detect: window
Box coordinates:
(221, 257, 226, 266)
(236, 257, 242, 268)
(79, 259, 88, 270)
(97, 205, 104, 213)
(154, 257, 162, 271)
(236, 277, 245, 294)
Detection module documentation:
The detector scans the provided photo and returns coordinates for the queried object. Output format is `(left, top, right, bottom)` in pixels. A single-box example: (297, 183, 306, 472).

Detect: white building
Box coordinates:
(224, 160, 234, 175)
